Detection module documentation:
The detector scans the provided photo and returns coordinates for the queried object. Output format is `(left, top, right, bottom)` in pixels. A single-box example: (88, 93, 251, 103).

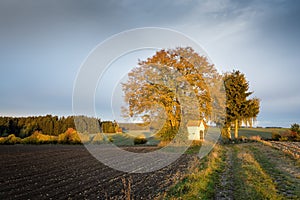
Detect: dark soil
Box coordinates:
(0, 145, 194, 200)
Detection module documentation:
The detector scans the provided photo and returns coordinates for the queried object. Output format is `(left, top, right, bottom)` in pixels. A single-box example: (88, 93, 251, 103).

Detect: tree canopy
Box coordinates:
(122, 47, 224, 141)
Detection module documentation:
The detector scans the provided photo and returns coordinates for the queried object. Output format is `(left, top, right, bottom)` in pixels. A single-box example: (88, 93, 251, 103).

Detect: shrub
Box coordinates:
(249, 135, 261, 141)
(238, 136, 248, 142)
(279, 130, 299, 141)
(58, 128, 82, 144)
(271, 131, 281, 141)
(279, 136, 288, 141)
(0, 134, 22, 144)
(22, 131, 57, 144)
(134, 137, 147, 145)
(290, 123, 300, 133)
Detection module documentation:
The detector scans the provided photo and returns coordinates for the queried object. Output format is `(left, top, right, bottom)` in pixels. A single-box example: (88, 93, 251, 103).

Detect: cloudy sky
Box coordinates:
(1, 0, 299, 127)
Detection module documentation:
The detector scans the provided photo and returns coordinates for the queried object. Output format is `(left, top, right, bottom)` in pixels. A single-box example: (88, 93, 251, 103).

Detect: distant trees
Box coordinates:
(0, 115, 121, 138)
(74, 116, 101, 134)
(223, 70, 260, 139)
(122, 47, 222, 141)
(100, 121, 119, 133)
(0, 115, 76, 137)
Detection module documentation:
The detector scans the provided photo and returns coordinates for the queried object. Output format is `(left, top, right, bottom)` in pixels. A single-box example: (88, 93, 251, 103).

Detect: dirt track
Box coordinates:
(0, 145, 194, 199)
(213, 142, 300, 199)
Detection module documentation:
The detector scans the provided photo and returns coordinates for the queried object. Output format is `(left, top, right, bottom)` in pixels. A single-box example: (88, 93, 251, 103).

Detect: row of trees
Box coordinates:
(0, 115, 75, 138)
(0, 115, 119, 138)
(122, 47, 260, 140)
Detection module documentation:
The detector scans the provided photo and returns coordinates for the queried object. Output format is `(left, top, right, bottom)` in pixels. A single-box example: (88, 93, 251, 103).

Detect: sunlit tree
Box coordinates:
(223, 70, 260, 138)
(122, 47, 223, 141)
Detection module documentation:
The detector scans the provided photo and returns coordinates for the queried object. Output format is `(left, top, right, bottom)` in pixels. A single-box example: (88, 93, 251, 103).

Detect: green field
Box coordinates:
(235, 127, 288, 139)
(106, 127, 289, 146)
(104, 132, 160, 146)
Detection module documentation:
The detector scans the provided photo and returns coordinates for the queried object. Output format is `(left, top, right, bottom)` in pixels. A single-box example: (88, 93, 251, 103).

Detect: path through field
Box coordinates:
(214, 143, 300, 199)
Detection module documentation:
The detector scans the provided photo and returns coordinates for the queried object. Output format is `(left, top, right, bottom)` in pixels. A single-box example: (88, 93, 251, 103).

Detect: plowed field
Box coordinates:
(0, 145, 194, 199)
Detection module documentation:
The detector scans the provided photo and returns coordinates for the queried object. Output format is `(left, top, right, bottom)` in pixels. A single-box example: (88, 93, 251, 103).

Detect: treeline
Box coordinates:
(0, 115, 119, 138)
(0, 115, 75, 138)
(74, 116, 119, 133)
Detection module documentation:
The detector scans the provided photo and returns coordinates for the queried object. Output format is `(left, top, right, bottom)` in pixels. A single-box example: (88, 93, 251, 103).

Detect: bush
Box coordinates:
(0, 134, 22, 144)
(58, 128, 82, 144)
(279, 136, 288, 141)
(22, 135, 39, 144)
(238, 136, 248, 142)
(134, 137, 147, 145)
(271, 131, 281, 141)
(290, 123, 300, 133)
(279, 130, 300, 141)
(22, 131, 57, 144)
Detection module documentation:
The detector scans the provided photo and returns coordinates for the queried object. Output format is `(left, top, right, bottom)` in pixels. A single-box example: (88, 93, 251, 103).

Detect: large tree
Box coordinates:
(122, 47, 222, 141)
(223, 70, 260, 139)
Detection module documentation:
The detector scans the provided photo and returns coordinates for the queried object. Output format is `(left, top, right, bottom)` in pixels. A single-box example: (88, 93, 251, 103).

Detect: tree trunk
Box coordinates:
(234, 119, 239, 138)
(227, 126, 231, 139)
(249, 118, 253, 128)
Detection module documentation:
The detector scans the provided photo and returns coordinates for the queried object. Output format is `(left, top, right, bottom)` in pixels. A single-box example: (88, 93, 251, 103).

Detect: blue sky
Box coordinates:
(0, 0, 299, 127)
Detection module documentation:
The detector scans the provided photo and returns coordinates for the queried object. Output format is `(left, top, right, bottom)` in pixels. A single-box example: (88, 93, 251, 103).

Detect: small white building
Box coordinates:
(187, 120, 206, 141)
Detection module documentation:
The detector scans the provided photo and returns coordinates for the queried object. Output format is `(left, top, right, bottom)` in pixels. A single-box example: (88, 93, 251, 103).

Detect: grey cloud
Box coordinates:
(0, 0, 299, 127)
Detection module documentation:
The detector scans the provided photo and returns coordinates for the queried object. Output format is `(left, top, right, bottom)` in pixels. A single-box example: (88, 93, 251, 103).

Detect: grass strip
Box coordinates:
(164, 144, 225, 199)
(232, 145, 283, 200)
(248, 144, 300, 199)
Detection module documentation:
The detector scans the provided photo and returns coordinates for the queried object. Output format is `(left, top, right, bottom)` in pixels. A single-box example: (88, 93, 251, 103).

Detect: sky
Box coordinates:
(0, 0, 300, 127)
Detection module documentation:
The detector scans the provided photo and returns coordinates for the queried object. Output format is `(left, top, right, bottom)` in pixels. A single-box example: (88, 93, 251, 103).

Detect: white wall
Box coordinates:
(187, 122, 205, 140)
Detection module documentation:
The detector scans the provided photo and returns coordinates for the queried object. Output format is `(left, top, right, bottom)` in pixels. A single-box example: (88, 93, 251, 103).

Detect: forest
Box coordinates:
(0, 115, 118, 138)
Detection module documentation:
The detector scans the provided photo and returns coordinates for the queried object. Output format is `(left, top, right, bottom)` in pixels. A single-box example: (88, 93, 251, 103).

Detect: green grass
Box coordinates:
(232, 144, 283, 200)
(165, 143, 297, 199)
(184, 144, 202, 154)
(248, 144, 300, 198)
(165, 144, 225, 199)
(104, 133, 160, 146)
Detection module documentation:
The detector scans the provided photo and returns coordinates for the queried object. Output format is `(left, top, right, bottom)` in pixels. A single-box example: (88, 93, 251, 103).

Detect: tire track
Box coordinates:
(214, 146, 234, 200)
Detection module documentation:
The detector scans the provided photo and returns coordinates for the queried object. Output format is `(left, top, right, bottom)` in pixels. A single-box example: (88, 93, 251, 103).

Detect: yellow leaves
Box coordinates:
(21, 131, 56, 143)
(122, 47, 221, 137)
